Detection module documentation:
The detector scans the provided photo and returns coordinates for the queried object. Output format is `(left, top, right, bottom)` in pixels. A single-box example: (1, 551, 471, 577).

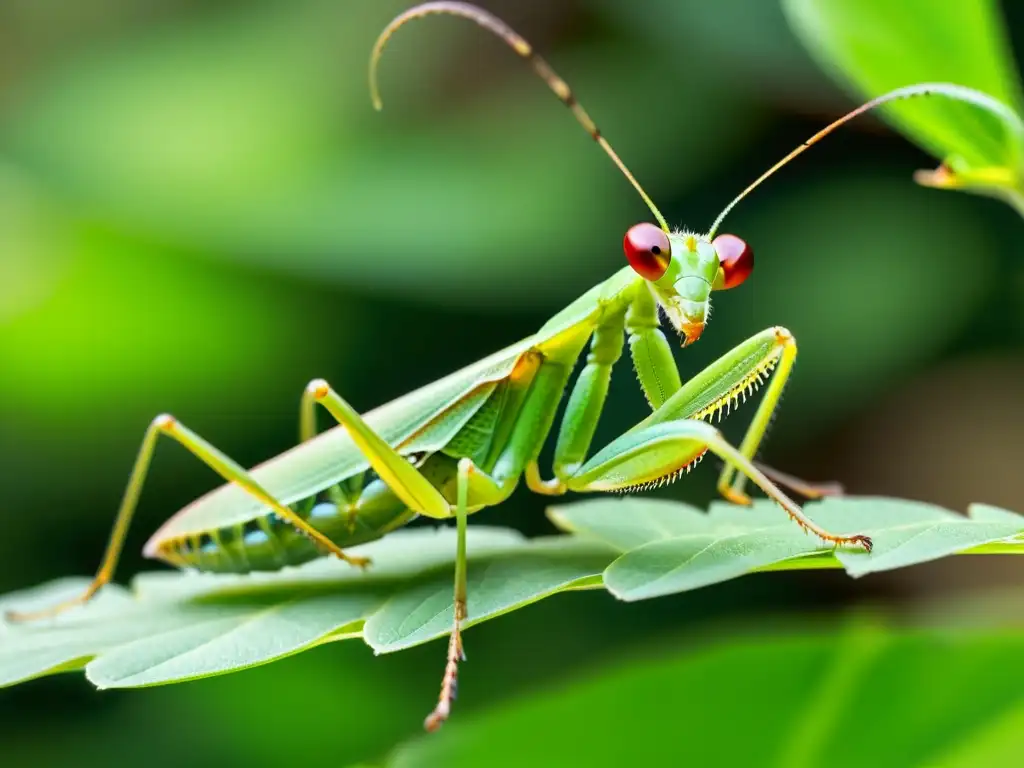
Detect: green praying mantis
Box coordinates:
(7, 0, 1019, 732)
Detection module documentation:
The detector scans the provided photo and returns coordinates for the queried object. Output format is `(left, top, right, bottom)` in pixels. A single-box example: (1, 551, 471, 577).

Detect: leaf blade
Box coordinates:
(784, 0, 1024, 169)
(86, 592, 383, 688)
(363, 538, 614, 653)
(2, 498, 1023, 692)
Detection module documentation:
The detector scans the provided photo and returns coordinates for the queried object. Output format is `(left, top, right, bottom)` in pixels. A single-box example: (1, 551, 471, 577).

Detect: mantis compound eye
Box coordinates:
(712, 233, 754, 289)
(623, 223, 671, 281)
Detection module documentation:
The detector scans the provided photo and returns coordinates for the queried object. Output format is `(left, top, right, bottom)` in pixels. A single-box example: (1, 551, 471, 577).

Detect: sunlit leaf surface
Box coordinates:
(2, 497, 1022, 692)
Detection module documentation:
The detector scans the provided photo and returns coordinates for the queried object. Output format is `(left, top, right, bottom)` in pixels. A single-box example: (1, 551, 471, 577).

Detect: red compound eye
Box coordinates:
(712, 233, 754, 289)
(623, 223, 671, 281)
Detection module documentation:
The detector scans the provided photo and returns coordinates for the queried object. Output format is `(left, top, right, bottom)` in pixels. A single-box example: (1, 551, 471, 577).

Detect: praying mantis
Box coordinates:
(8, 0, 1018, 732)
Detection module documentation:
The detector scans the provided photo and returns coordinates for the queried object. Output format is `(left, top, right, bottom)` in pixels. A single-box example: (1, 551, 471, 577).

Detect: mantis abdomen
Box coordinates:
(158, 481, 415, 573)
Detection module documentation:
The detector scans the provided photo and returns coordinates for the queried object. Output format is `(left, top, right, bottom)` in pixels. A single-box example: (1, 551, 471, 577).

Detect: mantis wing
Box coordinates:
(148, 336, 539, 543)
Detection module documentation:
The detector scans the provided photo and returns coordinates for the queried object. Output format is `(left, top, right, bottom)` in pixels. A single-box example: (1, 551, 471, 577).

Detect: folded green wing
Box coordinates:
(148, 336, 538, 543)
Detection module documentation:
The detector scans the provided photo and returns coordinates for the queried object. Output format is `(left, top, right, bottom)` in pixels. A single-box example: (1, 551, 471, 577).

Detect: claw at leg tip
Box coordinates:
(721, 487, 751, 506)
(424, 708, 447, 733)
(349, 555, 372, 570)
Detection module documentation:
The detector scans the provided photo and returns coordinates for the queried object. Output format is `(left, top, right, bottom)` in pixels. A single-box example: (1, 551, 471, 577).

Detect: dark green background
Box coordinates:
(1, 1, 1022, 765)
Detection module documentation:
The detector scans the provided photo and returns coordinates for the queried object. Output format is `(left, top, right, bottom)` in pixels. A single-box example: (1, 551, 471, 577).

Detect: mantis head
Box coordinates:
(623, 224, 753, 346)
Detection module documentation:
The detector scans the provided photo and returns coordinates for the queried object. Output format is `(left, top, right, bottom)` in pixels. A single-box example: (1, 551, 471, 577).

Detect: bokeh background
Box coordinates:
(1, 1, 1022, 765)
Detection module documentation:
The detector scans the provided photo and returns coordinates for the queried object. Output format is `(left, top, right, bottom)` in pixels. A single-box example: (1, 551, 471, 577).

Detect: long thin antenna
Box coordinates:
(370, 1, 671, 233)
(707, 82, 1024, 238)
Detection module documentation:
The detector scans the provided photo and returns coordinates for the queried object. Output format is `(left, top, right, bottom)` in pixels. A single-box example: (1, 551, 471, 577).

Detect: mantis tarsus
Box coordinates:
(8, 0, 1016, 732)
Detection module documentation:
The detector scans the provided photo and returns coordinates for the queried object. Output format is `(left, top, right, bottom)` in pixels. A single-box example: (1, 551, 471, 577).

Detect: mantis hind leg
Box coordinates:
(6, 414, 371, 622)
(754, 461, 844, 500)
(565, 419, 871, 550)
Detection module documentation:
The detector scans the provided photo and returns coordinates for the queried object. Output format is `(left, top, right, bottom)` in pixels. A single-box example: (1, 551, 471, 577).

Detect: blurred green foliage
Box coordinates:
(1, 1, 1023, 766)
(785, 0, 1024, 209)
(391, 621, 1024, 767)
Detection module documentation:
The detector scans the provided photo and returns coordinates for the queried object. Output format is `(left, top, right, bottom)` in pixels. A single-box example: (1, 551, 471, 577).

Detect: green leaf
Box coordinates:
(547, 497, 714, 551)
(364, 537, 612, 653)
(550, 497, 1024, 600)
(0, 528, 612, 689)
(783, 0, 1024, 209)
(0, 578, 135, 685)
(387, 622, 1024, 767)
(86, 593, 379, 689)
(2, 498, 1023, 693)
(812, 499, 1024, 576)
(605, 529, 820, 601)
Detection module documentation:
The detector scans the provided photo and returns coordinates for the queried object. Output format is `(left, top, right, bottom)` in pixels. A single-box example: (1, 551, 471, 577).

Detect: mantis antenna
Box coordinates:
(707, 82, 1024, 238)
(370, 1, 672, 233)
